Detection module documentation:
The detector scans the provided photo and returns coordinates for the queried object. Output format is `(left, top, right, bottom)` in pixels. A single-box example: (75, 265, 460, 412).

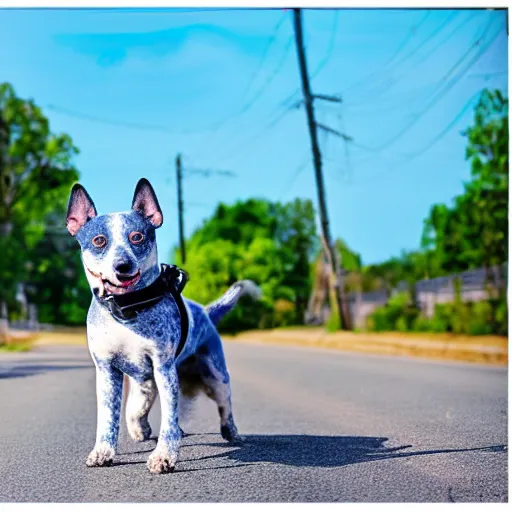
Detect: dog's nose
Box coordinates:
(114, 259, 134, 275)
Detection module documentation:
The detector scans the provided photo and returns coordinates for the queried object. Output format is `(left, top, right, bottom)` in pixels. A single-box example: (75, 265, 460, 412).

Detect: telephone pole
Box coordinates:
(173, 154, 236, 265)
(292, 8, 351, 330)
(176, 153, 186, 264)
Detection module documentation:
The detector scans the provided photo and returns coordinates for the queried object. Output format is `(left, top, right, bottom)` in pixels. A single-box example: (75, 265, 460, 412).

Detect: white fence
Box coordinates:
(347, 264, 507, 329)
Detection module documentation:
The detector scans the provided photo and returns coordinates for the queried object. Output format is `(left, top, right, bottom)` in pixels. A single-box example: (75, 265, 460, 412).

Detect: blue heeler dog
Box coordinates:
(66, 178, 260, 474)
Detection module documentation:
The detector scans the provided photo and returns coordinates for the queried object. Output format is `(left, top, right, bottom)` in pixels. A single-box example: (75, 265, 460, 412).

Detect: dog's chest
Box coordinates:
(87, 301, 175, 380)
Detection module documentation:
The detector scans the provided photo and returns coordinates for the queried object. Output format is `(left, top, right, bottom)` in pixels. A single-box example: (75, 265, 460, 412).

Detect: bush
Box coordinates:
(431, 303, 453, 332)
(368, 292, 420, 332)
(493, 298, 508, 335)
(467, 301, 494, 335)
(273, 299, 297, 327)
(374, 296, 508, 336)
(411, 316, 431, 332)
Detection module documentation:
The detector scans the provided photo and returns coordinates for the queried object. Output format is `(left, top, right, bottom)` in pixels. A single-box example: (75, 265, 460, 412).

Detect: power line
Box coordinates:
(352, 16, 503, 154)
(47, 14, 292, 137)
(340, 10, 433, 96)
(200, 23, 294, 138)
(310, 10, 340, 82)
(47, 104, 183, 134)
(337, 108, 353, 182)
(195, 34, 295, 160)
(207, 103, 294, 169)
(402, 91, 481, 159)
(382, 11, 433, 67)
(349, 11, 461, 101)
(276, 154, 309, 202)
(468, 70, 507, 79)
(345, 12, 479, 111)
(273, 10, 343, 116)
(352, 90, 486, 184)
(213, 36, 294, 127)
(238, 12, 288, 102)
(411, 11, 478, 68)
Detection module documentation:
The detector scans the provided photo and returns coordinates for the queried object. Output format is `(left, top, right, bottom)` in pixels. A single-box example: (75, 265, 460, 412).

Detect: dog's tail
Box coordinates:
(205, 280, 262, 326)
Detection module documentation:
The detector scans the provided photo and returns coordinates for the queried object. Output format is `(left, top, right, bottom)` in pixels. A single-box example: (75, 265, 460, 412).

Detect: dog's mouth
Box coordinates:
(86, 266, 141, 296)
(103, 271, 141, 295)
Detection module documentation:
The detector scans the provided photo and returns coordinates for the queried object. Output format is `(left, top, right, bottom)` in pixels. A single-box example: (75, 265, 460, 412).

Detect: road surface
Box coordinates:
(0, 340, 507, 502)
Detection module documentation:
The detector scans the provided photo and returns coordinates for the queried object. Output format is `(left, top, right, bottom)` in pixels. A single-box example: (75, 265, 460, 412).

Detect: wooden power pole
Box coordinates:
(292, 8, 351, 330)
(172, 154, 235, 265)
(176, 153, 186, 264)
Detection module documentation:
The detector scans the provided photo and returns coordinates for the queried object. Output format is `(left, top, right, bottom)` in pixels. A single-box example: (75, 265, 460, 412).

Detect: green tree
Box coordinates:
(173, 197, 318, 331)
(275, 199, 318, 322)
(422, 89, 508, 274)
(25, 209, 90, 325)
(0, 82, 79, 335)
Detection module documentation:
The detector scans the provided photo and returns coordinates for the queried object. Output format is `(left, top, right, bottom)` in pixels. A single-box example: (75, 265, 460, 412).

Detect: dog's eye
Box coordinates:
(92, 235, 107, 248)
(129, 231, 144, 245)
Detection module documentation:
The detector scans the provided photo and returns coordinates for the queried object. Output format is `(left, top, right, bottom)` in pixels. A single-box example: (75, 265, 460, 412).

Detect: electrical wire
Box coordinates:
(351, 16, 502, 154)
(47, 14, 291, 137)
(348, 11, 462, 101)
(310, 10, 340, 82)
(195, 34, 295, 161)
(208, 103, 295, 169)
(468, 70, 507, 79)
(276, 10, 343, 115)
(276, 153, 310, 202)
(340, 10, 432, 96)
(46, 104, 182, 134)
(352, 89, 490, 184)
(401, 90, 482, 159)
(237, 12, 288, 104)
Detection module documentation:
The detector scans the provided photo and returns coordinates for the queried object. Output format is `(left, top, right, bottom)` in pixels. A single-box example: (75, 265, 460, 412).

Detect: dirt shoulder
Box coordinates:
(7, 326, 508, 366)
(222, 328, 508, 366)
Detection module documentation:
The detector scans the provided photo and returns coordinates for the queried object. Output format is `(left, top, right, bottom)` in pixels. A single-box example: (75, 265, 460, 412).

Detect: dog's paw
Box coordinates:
(86, 445, 115, 467)
(221, 425, 244, 445)
(127, 420, 152, 442)
(147, 450, 177, 474)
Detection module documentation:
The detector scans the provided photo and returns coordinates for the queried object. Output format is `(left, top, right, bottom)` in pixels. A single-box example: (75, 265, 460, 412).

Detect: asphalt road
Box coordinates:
(0, 340, 507, 502)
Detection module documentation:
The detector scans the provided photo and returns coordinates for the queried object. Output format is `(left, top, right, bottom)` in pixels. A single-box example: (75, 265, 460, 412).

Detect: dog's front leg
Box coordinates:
(147, 359, 180, 474)
(86, 361, 123, 467)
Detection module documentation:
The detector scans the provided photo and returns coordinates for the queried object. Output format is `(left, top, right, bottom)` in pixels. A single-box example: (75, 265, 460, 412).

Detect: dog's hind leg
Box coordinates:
(196, 334, 242, 444)
(125, 377, 157, 442)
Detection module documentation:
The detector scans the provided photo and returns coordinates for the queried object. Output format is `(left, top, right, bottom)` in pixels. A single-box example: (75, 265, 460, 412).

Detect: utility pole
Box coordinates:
(172, 154, 235, 265)
(176, 153, 186, 264)
(292, 8, 351, 330)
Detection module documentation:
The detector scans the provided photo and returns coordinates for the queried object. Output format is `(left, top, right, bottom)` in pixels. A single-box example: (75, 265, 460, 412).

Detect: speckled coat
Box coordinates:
(66, 178, 260, 474)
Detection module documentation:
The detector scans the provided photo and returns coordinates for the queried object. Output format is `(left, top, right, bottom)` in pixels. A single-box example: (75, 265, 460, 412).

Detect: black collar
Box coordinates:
(94, 264, 189, 358)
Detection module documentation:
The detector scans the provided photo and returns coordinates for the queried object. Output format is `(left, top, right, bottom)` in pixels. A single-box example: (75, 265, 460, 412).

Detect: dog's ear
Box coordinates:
(66, 184, 97, 236)
(131, 178, 163, 228)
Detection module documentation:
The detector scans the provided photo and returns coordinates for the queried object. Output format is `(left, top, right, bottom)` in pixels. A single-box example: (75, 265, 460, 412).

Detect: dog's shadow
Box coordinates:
(123, 434, 505, 471)
(199, 435, 410, 468)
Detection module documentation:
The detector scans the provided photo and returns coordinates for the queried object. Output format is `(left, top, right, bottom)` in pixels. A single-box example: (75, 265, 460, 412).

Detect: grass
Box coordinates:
(0, 334, 39, 352)
(0, 327, 87, 351)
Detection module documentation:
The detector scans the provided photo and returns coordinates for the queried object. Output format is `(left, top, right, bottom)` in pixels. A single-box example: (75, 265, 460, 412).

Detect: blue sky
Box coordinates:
(0, 7, 507, 264)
